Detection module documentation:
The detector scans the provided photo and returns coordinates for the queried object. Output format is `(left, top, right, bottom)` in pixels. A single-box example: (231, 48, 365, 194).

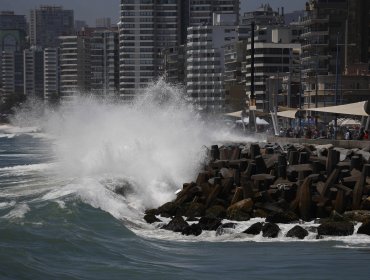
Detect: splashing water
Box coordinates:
(8, 80, 257, 220)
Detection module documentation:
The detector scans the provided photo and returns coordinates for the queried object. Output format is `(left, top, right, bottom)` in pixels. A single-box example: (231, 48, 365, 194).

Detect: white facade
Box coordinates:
(119, 0, 181, 100)
(186, 14, 237, 112)
(91, 29, 119, 97)
(59, 35, 91, 102)
(245, 42, 301, 112)
(59, 36, 78, 102)
(44, 48, 59, 103)
(188, 0, 239, 26)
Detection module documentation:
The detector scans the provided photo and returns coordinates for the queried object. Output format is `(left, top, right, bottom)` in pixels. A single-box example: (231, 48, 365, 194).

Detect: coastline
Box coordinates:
(144, 140, 370, 240)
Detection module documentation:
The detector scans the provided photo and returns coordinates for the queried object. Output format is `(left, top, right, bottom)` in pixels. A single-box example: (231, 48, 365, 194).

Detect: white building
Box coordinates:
(59, 33, 91, 102)
(187, 0, 239, 26)
(186, 13, 237, 113)
(91, 28, 119, 97)
(118, 0, 182, 100)
(245, 26, 301, 112)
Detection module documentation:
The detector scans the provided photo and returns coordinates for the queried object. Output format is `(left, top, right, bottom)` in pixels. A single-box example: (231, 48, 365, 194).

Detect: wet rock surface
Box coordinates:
(145, 142, 370, 240)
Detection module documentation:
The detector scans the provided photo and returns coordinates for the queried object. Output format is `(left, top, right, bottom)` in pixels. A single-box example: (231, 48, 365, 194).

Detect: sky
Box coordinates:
(1, 0, 307, 25)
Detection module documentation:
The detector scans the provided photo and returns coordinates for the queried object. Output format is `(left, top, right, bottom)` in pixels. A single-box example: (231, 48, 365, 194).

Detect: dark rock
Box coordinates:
(205, 205, 226, 219)
(185, 202, 206, 218)
(344, 210, 370, 223)
(198, 217, 222, 231)
(182, 224, 202, 236)
(317, 221, 354, 236)
(252, 209, 268, 218)
(306, 226, 318, 233)
(357, 222, 370, 236)
(262, 223, 280, 238)
(145, 208, 158, 216)
(286, 225, 309, 239)
(227, 198, 253, 221)
(157, 202, 179, 218)
(186, 216, 199, 222)
(243, 222, 263, 235)
(144, 214, 161, 224)
(265, 211, 299, 224)
(162, 216, 189, 232)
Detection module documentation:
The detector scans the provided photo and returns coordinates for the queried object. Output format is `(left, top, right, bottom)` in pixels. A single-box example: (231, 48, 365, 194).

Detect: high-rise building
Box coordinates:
(59, 32, 91, 102)
(96, 18, 112, 28)
(2, 51, 23, 96)
(0, 12, 27, 96)
(186, 13, 237, 113)
(245, 26, 301, 112)
(43, 48, 59, 103)
(161, 45, 186, 85)
(187, 0, 239, 26)
(23, 47, 44, 98)
(224, 40, 247, 111)
(118, 0, 182, 100)
(30, 6, 74, 48)
(0, 11, 27, 33)
(91, 28, 119, 97)
(299, 0, 370, 107)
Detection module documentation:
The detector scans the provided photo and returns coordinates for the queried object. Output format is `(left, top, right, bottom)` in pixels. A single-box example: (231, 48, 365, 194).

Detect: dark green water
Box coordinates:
(1, 128, 370, 280)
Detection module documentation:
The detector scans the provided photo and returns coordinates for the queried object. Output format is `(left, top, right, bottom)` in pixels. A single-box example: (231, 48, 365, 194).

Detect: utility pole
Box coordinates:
(334, 33, 339, 139)
(249, 21, 257, 133)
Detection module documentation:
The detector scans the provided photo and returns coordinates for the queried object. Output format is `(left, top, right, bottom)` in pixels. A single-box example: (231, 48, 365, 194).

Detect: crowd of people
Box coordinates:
(278, 125, 369, 140)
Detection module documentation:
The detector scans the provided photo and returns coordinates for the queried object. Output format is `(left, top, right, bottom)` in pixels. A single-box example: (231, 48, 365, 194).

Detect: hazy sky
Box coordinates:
(1, 0, 307, 25)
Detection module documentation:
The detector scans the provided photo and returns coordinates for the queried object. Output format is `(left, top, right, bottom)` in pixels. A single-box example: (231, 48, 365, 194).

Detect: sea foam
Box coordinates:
(11, 80, 257, 220)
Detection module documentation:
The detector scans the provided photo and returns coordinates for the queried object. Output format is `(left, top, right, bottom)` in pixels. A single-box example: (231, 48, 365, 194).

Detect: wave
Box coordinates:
(2, 203, 30, 220)
(5, 80, 263, 234)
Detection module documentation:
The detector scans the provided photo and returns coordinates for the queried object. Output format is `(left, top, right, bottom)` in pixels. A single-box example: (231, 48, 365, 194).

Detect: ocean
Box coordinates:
(1, 82, 370, 280)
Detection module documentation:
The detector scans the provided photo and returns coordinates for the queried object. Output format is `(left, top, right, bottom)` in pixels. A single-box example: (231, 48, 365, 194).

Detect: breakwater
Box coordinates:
(144, 141, 370, 239)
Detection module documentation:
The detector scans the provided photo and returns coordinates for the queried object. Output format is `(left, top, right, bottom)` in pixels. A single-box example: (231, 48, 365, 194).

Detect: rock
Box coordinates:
(144, 214, 161, 224)
(198, 217, 222, 231)
(182, 224, 202, 236)
(317, 221, 354, 236)
(343, 210, 370, 223)
(162, 216, 189, 232)
(205, 205, 226, 219)
(185, 202, 206, 218)
(361, 197, 370, 210)
(227, 199, 253, 221)
(286, 225, 308, 239)
(243, 222, 263, 235)
(252, 209, 268, 218)
(265, 211, 299, 224)
(357, 222, 370, 236)
(145, 208, 158, 216)
(262, 223, 280, 238)
(157, 202, 179, 217)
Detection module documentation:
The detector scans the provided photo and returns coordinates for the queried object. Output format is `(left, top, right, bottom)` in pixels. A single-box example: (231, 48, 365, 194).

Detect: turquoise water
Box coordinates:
(1, 128, 370, 280)
(1, 103, 370, 280)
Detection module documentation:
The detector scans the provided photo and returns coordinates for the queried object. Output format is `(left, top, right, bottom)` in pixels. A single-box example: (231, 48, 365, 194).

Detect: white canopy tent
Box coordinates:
(276, 110, 298, 119)
(305, 101, 369, 117)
